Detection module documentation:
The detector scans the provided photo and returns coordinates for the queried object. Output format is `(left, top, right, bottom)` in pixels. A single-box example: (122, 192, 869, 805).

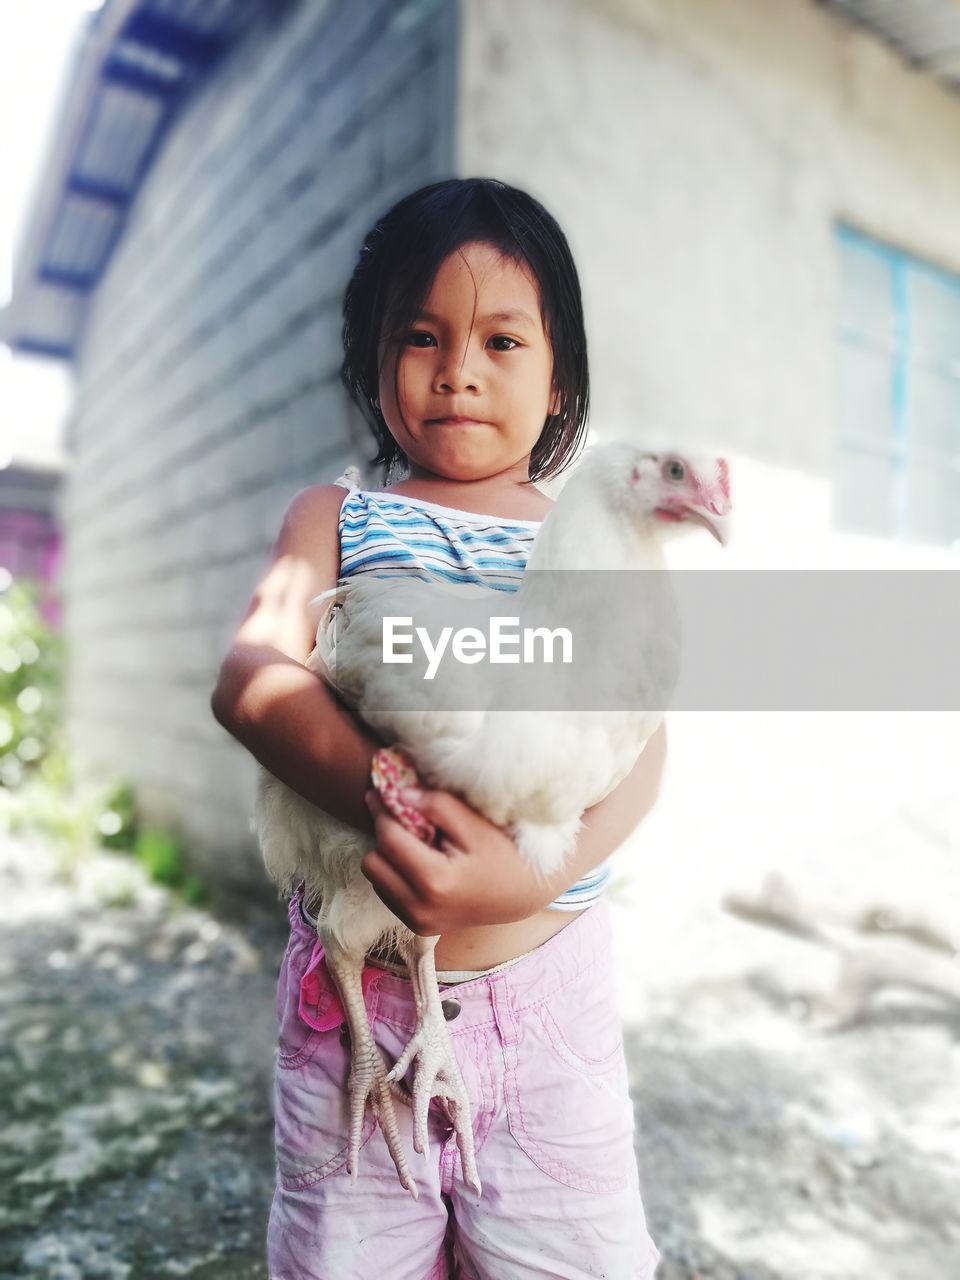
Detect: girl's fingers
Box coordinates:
(363, 792, 454, 893)
(365, 788, 385, 816)
(394, 788, 478, 849)
(361, 849, 444, 937)
(369, 770, 476, 851)
(360, 849, 417, 921)
(397, 787, 472, 849)
(376, 815, 453, 887)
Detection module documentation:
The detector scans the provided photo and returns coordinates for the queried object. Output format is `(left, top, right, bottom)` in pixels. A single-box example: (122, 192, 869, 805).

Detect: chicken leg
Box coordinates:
(371, 747, 481, 1196)
(388, 932, 481, 1195)
(321, 933, 418, 1199)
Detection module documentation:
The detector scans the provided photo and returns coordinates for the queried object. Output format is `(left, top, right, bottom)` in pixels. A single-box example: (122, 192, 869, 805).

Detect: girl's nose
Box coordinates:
(432, 344, 480, 394)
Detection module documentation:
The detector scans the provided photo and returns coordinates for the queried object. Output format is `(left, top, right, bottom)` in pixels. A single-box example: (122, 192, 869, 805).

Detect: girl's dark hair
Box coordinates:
(340, 177, 589, 483)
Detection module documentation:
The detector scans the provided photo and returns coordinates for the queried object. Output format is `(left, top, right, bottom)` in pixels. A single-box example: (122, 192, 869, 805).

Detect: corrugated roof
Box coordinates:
(0, 0, 263, 361)
(822, 0, 960, 84)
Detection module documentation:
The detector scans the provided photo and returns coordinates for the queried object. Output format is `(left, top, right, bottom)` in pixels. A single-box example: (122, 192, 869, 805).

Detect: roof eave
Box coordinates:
(1, 0, 141, 361)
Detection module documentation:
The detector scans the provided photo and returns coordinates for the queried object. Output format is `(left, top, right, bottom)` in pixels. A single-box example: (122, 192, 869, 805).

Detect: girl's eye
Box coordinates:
(403, 332, 520, 351)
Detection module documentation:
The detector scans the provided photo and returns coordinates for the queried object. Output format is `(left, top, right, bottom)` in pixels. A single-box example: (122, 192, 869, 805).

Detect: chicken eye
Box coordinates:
(664, 459, 685, 482)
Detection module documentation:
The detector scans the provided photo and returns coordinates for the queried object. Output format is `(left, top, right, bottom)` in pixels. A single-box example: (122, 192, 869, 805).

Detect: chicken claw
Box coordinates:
(389, 932, 482, 1196)
(371, 747, 482, 1196)
(323, 934, 419, 1199)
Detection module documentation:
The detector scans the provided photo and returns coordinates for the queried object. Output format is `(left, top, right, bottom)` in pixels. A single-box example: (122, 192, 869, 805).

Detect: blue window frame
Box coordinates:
(835, 224, 960, 547)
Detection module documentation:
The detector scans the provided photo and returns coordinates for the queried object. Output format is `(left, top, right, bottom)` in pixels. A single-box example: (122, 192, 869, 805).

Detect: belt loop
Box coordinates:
(491, 973, 521, 1047)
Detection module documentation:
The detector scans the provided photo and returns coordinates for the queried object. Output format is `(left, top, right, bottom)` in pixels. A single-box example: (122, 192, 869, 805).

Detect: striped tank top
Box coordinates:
(337, 485, 611, 912)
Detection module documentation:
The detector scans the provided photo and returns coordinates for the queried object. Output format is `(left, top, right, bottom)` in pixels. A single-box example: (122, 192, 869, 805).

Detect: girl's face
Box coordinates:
(378, 240, 560, 483)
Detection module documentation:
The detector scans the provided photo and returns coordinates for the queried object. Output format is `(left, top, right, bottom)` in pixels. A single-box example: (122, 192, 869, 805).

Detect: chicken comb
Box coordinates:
(371, 747, 437, 846)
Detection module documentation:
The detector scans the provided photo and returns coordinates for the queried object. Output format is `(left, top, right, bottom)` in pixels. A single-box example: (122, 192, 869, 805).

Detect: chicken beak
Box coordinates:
(682, 505, 731, 545)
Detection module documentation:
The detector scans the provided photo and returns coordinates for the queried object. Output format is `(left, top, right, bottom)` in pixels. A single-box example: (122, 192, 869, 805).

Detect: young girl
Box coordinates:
(213, 177, 665, 1279)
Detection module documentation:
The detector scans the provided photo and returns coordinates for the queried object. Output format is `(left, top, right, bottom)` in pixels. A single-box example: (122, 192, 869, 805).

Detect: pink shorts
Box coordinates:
(267, 890, 660, 1280)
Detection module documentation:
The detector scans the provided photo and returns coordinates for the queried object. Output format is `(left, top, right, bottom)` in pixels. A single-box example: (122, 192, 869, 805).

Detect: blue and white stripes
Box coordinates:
(337, 488, 611, 913)
(339, 490, 540, 592)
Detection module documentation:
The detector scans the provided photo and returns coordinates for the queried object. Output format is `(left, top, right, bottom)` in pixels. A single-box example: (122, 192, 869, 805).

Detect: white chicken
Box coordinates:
(254, 441, 731, 1199)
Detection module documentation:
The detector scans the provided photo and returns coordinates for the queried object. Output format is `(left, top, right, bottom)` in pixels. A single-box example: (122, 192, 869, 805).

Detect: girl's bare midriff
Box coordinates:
(431, 905, 585, 972)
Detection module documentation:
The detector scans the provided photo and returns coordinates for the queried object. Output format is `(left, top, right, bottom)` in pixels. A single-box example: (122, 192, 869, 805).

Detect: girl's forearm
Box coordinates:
(211, 645, 378, 835)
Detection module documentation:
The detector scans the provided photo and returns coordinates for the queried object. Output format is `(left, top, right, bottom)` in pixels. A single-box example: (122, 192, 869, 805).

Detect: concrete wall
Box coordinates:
(60, 0, 458, 891)
(58, 0, 960, 893)
(457, 0, 960, 472)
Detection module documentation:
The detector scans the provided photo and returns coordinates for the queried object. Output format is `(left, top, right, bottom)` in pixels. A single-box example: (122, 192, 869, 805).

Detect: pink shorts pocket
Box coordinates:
(274, 936, 381, 1190)
(273, 1011, 379, 1191)
(276, 930, 326, 1068)
(503, 970, 637, 1195)
(298, 943, 345, 1033)
(279, 935, 381, 1067)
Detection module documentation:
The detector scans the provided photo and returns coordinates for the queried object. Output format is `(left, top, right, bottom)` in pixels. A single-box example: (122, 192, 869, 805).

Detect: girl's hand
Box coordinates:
(361, 787, 546, 935)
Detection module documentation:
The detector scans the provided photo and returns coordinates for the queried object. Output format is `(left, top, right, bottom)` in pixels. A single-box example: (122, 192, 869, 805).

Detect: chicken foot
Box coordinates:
(370, 746, 481, 1195)
(322, 933, 419, 1199)
(389, 932, 482, 1196)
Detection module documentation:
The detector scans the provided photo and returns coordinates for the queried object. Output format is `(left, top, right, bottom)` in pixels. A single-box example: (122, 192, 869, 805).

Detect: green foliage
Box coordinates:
(0, 575, 210, 906)
(131, 831, 209, 904)
(97, 777, 139, 851)
(0, 578, 64, 790)
(134, 829, 185, 886)
(181, 875, 210, 907)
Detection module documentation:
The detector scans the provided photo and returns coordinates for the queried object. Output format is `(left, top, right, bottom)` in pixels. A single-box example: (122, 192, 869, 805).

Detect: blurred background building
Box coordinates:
(2, 0, 958, 894)
(0, 462, 62, 624)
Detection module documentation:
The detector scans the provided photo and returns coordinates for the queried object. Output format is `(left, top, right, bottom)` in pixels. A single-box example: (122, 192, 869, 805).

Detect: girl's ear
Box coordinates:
(548, 384, 561, 416)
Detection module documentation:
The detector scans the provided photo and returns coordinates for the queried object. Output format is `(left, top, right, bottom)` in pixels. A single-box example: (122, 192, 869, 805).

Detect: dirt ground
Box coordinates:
(2, 713, 959, 1279)
(0, 832, 281, 1280)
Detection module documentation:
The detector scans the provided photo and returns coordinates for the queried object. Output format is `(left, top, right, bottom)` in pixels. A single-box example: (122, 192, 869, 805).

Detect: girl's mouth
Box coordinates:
(427, 416, 489, 426)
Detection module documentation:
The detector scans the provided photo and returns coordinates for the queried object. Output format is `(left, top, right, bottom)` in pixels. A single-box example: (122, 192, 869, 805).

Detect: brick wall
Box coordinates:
(60, 0, 458, 893)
